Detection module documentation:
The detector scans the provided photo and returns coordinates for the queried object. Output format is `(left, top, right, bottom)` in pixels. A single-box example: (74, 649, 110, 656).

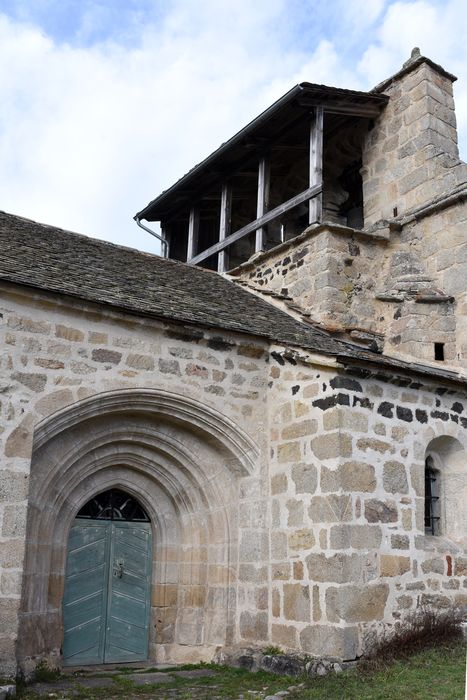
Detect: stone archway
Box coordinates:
(17, 389, 258, 671)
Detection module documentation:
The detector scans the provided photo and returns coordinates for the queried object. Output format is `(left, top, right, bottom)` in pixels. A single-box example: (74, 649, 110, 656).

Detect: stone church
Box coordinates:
(0, 49, 466, 677)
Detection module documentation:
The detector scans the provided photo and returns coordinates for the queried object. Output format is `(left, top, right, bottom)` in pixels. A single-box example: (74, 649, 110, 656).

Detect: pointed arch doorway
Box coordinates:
(62, 489, 152, 666)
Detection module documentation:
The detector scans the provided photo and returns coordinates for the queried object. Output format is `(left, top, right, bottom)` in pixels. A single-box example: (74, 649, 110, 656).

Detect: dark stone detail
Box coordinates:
(281, 288, 289, 297)
(390, 335, 401, 345)
(313, 396, 337, 411)
(323, 383, 327, 391)
(396, 406, 413, 422)
(268, 381, 273, 388)
(330, 376, 363, 392)
(261, 655, 303, 677)
(336, 393, 350, 406)
(347, 368, 372, 379)
(430, 410, 449, 421)
(297, 259, 304, 268)
(353, 396, 374, 409)
(165, 328, 204, 342)
(392, 377, 411, 387)
(450, 414, 459, 423)
(271, 351, 285, 366)
(312, 394, 350, 410)
(348, 241, 360, 256)
(451, 402, 463, 414)
(393, 307, 401, 320)
(91, 349, 122, 364)
(263, 268, 272, 276)
(415, 409, 428, 423)
(435, 387, 448, 395)
(284, 355, 297, 365)
(378, 401, 394, 418)
(292, 385, 300, 395)
(293, 247, 308, 262)
(207, 337, 235, 352)
(435, 399, 441, 407)
(409, 382, 422, 390)
(282, 256, 291, 266)
(460, 417, 467, 430)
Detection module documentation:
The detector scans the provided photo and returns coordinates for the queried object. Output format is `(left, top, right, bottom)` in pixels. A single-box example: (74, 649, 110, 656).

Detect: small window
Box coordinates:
(76, 489, 150, 522)
(424, 457, 440, 535)
(434, 343, 445, 361)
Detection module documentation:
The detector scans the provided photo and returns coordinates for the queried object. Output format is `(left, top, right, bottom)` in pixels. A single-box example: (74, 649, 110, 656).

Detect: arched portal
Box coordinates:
(18, 389, 259, 670)
(63, 490, 152, 666)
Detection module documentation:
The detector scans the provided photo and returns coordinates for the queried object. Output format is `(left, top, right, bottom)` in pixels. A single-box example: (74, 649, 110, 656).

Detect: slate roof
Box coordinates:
(2, 211, 466, 388)
(0, 211, 350, 355)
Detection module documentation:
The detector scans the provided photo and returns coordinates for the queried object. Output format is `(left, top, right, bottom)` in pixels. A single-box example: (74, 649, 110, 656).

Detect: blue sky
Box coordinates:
(0, 0, 466, 253)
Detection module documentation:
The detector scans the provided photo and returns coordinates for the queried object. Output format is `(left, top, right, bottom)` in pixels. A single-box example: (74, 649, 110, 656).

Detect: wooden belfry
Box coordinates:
(135, 84, 387, 272)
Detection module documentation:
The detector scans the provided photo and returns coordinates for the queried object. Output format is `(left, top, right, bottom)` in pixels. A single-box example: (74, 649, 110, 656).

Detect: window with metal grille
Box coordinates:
(76, 489, 150, 522)
(424, 457, 440, 535)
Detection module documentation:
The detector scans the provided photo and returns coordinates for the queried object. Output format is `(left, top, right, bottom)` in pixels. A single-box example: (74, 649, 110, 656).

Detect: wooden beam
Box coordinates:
(255, 157, 270, 252)
(309, 106, 323, 225)
(189, 183, 321, 266)
(218, 184, 232, 273)
(296, 97, 384, 118)
(186, 207, 199, 261)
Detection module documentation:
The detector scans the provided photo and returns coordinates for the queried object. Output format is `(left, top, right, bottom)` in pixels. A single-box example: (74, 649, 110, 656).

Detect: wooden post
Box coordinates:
(309, 106, 324, 224)
(218, 184, 232, 272)
(161, 225, 169, 258)
(255, 156, 270, 252)
(187, 207, 199, 261)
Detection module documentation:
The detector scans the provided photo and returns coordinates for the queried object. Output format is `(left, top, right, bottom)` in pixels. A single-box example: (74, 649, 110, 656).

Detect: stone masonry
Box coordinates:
(1, 50, 467, 678)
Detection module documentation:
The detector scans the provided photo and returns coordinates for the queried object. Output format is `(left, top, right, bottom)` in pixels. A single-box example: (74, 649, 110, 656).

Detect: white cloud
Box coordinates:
(0, 0, 466, 254)
(358, 0, 467, 154)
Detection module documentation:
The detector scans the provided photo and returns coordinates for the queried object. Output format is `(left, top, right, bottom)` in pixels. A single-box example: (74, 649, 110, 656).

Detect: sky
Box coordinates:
(1, 0, 467, 254)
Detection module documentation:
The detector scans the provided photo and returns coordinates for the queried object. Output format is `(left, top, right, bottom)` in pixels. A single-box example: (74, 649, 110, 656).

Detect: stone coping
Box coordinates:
(372, 54, 457, 94)
(228, 221, 389, 277)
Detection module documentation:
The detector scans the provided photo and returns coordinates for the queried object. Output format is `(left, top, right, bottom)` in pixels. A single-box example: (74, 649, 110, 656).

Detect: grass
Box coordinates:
(293, 640, 466, 700)
(17, 639, 466, 699)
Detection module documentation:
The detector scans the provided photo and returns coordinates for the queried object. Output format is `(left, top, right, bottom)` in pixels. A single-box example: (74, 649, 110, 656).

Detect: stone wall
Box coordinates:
(1, 278, 467, 675)
(232, 54, 467, 370)
(0, 280, 269, 674)
(362, 54, 467, 228)
(263, 349, 467, 657)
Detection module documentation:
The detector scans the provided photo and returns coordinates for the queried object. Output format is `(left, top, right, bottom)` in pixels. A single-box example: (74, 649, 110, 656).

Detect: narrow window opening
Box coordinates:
(434, 342, 445, 361)
(424, 457, 440, 535)
(393, 207, 398, 217)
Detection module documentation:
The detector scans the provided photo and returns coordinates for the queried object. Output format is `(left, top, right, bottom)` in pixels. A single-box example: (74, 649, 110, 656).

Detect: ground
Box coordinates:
(12, 640, 466, 700)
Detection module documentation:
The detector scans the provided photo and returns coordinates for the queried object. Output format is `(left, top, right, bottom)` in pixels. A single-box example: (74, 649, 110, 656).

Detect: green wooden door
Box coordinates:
(63, 519, 152, 665)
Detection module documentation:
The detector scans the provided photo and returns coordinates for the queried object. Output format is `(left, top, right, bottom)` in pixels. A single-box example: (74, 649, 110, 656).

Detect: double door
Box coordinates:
(63, 519, 152, 665)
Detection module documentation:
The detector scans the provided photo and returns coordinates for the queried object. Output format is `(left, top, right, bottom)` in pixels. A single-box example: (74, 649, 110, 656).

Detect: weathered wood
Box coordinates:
(309, 106, 323, 224)
(255, 157, 270, 252)
(189, 183, 321, 266)
(218, 184, 232, 272)
(186, 207, 199, 261)
(296, 97, 383, 118)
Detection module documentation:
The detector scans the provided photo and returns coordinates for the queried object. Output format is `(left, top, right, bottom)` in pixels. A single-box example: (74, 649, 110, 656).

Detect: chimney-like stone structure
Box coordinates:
(362, 48, 466, 227)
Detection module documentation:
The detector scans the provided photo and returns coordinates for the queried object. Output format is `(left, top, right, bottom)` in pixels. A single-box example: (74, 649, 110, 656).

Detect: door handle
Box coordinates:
(114, 559, 124, 578)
